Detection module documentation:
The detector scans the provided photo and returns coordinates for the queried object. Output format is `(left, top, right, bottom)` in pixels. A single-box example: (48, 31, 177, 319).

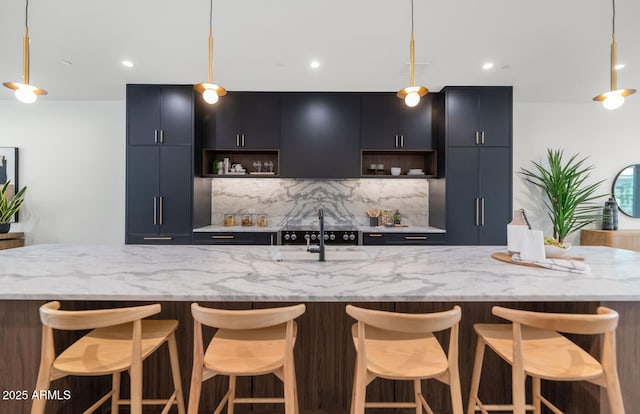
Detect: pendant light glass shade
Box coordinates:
(3, 0, 47, 103)
(593, 0, 635, 109)
(194, 0, 226, 104)
(397, 0, 428, 107)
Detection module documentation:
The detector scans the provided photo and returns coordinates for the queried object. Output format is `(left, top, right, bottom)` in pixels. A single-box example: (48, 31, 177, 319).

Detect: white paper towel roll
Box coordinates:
(520, 230, 545, 261)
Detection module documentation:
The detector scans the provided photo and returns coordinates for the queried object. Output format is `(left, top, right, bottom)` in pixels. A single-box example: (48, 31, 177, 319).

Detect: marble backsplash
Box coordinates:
(210, 178, 429, 227)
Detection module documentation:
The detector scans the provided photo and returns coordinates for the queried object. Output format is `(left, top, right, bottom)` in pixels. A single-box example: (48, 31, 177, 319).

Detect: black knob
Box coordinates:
(349, 233, 356, 241)
(311, 234, 317, 240)
(284, 233, 290, 240)
(343, 234, 349, 241)
(291, 234, 297, 241)
(324, 234, 329, 240)
(304, 234, 310, 240)
(329, 233, 336, 240)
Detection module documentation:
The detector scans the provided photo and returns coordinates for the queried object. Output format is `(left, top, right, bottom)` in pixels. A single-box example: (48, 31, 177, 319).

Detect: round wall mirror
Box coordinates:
(613, 164, 640, 217)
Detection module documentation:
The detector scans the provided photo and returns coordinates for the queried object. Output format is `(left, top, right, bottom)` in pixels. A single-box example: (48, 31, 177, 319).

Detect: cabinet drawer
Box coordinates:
(127, 235, 192, 245)
(193, 232, 277, 245)
(363, 232, 445, 245)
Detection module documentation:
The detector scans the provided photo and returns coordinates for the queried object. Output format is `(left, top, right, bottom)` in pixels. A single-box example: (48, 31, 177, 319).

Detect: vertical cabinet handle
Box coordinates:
(475, 131, 480, 145)
(154, 130, 158, 144)
(475, 198, 479, 226)
(153, 197, 158, 225)
(160, 129, 164, 143)
(481, 198, 485, 226)
(481, 131, 485, 145)
(242, 134, 245, 147)
(400, 135, 404, 148)
(395, 135, 399, 148)
(159, 196, 164, 225)
(236, 134, 240, 147)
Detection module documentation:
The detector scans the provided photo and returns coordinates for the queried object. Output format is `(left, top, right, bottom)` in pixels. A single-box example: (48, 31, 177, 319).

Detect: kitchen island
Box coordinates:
(1, 244, 638, 413)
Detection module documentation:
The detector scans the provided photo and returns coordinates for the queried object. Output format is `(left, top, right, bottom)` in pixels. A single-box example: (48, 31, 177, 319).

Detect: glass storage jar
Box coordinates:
(241, 213, 255, 227)
(223, 213, 236, 227)
(256, 213, 268, 227)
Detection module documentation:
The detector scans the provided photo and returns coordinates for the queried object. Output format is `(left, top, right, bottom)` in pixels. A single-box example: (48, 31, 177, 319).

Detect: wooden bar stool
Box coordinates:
(188, 303, 306, 414)
(467, 306, 624, 414)
(346, 304, 463, 414)
(32, 301, 186, 414)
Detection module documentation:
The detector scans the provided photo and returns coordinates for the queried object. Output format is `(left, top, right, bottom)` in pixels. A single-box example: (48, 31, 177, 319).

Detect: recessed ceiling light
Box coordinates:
(122, 60, 134, 68)
(615, 63, 625, 70)
(61, 60, 72, 65)
(310, 60, 320, 69)
(482, 62, 494, 70)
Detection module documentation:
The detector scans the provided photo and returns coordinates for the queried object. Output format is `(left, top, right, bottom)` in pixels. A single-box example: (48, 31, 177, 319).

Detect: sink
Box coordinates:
(272, 247, 371, 261)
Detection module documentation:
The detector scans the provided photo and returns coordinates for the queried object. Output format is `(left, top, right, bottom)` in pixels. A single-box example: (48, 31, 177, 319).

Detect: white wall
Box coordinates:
(0, 100, 125, 245)
(1, 98, 639, 245)
(513, 101, 640, 244)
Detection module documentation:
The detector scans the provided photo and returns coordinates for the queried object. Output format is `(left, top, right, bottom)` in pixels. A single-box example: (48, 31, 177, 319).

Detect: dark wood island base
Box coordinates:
(1, 300, 638, 414)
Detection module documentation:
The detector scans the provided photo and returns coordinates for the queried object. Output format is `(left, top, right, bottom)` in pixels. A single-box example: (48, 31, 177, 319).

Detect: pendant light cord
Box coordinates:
(25, 0, 29, 30)
(612, 0, 615, 35)
(209, 0, 213, 32)
(411, 0, 414, 33)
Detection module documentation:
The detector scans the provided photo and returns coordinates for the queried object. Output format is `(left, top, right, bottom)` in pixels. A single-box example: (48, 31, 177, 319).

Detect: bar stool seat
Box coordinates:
(467, 306, 624, 414)
(32, 301, 185, 414)
(346, 304, 463, 414)
(187, 303, 306, 414)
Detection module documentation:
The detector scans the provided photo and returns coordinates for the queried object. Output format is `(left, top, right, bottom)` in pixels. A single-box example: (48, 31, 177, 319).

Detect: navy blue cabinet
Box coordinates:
(127, 85, 193, 146)
(362, 232, 445, 245)
(360, 93, 432, 149)
(440, 86, 513, 245)
(280, 93, 360, 178)
(212, 92, 280, 149)
(445, 87, 512, 147)
(126, 85, 194, 244)
(192, 232, 277, 245)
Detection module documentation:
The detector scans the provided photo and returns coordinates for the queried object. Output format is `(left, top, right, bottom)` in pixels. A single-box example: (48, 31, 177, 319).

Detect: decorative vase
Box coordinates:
(0, 223, 10, 233)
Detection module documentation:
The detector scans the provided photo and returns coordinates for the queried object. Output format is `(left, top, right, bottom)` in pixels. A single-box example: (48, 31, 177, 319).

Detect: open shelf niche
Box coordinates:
(361, 150, 437, 178)
(202, 149, 280, 177)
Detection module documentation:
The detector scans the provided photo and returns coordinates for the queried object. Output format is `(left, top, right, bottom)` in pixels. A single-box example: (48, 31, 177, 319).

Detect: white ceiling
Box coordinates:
(1, 0, 638, 103)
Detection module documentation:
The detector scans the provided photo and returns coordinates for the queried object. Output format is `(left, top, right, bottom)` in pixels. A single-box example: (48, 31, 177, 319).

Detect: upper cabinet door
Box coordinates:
(127, 86, 161, 145)
(360, 94, 399, 149)
(214, 93, 243, 148)
(445, 88, 479, 147)
(127, 85, 193, 146)
(214, 93, 280, 149)
(159, 86, 194, 145)
(241, 93, 280, 148)
(398, 94, 433, 149)
(478, 88, 512, 147)
(360, 93, 433, 149)
(280, 93, 360, 178)
(446, 87, 512, 147)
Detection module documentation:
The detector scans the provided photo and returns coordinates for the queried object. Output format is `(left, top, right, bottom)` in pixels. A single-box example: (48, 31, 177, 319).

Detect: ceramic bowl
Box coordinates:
(544, 243, 571, 258)
(390, 167, 401, 176)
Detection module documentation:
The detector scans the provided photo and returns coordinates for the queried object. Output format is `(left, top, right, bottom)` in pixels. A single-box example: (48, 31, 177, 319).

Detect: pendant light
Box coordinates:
(397, 0, 428, 107)
(3, 0, 47, 104)
(593, 0, 635, 110)
(194, 0, 226, 104)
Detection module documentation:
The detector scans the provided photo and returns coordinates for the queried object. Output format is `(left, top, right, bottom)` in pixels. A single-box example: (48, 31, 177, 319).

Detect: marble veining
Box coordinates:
(210, 178, 429, 228)
(1, 244, 639, 302)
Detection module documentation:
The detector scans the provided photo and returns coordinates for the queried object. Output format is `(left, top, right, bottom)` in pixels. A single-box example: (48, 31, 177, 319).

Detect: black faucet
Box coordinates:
(307, 208, 326, 261)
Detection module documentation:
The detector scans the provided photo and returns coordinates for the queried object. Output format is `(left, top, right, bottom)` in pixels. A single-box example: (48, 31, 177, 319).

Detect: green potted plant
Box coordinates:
(520, 149, 605, 247)
(0, 180, 27, 233)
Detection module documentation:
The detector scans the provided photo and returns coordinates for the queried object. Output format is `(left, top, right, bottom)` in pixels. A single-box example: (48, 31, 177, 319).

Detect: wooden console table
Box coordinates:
(581, 229, 640, 252)
(0, 232, 25, 250)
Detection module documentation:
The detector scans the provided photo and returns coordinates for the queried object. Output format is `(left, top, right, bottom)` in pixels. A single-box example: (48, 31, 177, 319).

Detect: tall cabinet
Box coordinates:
(438, 86, 513, 245)
(126, 85, 194, 244)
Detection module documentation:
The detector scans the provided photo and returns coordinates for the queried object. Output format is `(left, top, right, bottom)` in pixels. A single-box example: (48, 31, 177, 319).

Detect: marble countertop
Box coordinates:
(194, 225, 446, 233)
(1, 244, 639, 302)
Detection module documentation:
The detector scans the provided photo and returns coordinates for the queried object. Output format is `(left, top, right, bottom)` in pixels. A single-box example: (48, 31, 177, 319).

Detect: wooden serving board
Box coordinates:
(491, 251, 584, 268)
